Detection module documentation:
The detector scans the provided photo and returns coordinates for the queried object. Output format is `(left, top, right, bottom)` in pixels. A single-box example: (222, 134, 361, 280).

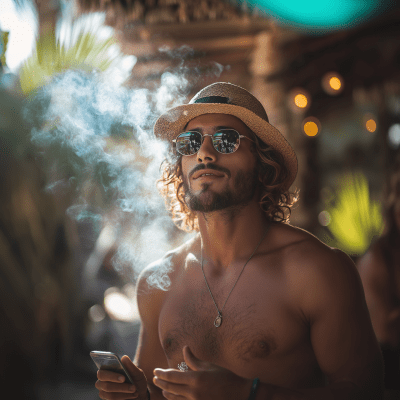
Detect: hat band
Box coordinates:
(194, 96, 230, 104)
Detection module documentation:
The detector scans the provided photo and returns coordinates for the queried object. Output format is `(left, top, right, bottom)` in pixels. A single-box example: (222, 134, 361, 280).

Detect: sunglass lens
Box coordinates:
(213, 129, 240, 154)
(175, 131, 202, 156)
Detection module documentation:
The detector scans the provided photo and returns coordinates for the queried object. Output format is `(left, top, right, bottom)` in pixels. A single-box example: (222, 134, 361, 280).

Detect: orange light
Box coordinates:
(329, 77, 341, 91)
(302, 116, 321, 137)
(322, 72, 344, 95)
(304, 121, 319, 136)
(294, 94, 308, 108)
(365, 119, 377, 132)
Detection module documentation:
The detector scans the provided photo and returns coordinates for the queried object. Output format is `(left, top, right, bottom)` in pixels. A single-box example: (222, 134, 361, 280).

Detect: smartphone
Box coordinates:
(90, 351, 134, 384)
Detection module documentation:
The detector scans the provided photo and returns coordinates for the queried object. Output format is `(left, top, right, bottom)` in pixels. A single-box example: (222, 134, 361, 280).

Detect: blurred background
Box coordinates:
(1, 0, 399, 398)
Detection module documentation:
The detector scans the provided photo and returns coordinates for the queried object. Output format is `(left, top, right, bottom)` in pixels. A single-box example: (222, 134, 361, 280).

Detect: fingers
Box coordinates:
(97, 370, 127, 383)
(95, 380, 137, 394)
(121, 355, 148, 386)
(98, 389, 138, 400)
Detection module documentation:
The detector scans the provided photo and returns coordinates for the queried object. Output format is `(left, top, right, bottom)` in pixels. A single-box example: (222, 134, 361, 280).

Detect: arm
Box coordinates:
(134, 262, 171, 400)
(356, 246, 400, 347)
(254, 248, 384, 400)
(95, 260, 170, 400)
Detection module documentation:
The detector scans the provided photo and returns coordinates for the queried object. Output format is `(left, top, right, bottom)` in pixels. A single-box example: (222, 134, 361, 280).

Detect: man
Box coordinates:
(95, 82, 384, 400)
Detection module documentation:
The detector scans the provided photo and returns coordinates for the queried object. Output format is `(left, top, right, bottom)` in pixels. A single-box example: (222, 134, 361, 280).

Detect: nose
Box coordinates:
(197, 135, 218, 163)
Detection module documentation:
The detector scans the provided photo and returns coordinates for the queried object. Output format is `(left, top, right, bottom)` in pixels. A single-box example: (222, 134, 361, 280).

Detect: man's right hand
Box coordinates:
(95, 355, 149, 400)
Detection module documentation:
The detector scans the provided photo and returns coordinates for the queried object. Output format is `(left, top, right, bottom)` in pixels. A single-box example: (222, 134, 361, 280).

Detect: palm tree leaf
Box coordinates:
(326, 172, 384, 255)
(19, 31, 116, 95)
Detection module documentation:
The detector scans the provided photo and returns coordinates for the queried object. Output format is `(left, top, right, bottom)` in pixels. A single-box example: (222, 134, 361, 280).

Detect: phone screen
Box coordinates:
(90, 351, 133, 384)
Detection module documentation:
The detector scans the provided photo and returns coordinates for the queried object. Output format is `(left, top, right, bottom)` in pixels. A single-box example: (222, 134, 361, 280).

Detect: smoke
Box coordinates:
(22, 46, 226, 291)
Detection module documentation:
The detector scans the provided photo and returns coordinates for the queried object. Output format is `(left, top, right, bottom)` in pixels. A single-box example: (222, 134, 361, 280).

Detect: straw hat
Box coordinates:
(154, 82, 298, 190)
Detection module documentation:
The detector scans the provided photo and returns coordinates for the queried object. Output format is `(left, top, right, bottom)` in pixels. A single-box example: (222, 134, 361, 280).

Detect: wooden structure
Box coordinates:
(72, 0, 400, 231)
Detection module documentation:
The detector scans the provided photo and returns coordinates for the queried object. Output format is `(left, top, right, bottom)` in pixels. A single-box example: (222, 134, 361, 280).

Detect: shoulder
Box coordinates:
(135, 233, 199, 324)
(270, 223, 362, 316)
(269, 222, 348, 267)
(136, 233, 199, 296)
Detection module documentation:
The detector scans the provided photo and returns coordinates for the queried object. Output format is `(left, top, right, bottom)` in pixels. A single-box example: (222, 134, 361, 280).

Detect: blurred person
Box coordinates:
(357, 156, 400, 394)
(0, 88, 75, 399)
(95, 82, 384, 400)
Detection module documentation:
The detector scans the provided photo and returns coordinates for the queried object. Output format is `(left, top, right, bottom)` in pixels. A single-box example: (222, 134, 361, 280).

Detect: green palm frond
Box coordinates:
(0, 30, 9, 68)
(19, 31, 115, 95)
(325, 172, 384, 255)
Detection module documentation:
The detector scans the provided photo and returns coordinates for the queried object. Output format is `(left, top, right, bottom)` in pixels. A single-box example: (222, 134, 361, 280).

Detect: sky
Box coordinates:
(0, 0, 37, 72)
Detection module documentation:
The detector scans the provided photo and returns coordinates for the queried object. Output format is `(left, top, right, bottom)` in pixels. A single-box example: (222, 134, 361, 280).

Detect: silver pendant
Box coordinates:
(214, 313, 222, 328)
(178, 362, 189, 372)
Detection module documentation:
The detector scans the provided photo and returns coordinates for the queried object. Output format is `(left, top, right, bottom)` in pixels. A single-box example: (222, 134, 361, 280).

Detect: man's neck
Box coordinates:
(197, 201, 270, 273)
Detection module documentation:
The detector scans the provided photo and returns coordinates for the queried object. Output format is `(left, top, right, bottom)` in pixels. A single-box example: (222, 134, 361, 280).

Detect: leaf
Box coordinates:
(19, 31, 116, 95)
(325, 172, 384, 255)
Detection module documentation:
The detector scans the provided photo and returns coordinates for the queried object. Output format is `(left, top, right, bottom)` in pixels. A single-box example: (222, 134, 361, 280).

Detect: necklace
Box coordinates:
(201, 226, 269, 328)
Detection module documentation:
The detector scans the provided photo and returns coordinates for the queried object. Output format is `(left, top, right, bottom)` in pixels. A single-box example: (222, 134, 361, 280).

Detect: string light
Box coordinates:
(363, 113, 377, 133)
(288, 88, 310, 113)
(302, 116, 321, 137)
(322, 72, 344, 95)
(366, 119, 377, 132)
(329, 77, 341, 91)
(294, 93, 308, 108)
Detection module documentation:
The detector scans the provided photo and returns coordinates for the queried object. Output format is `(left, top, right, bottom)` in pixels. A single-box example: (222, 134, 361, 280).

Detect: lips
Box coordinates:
(192, 169, 225, 180)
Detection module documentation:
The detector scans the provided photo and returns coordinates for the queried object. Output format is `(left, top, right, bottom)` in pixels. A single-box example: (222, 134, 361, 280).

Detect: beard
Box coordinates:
(183, 168, 258, 213)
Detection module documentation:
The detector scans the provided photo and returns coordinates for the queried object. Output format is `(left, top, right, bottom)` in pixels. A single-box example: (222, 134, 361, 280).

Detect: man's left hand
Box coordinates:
(153, 345, 252, 400)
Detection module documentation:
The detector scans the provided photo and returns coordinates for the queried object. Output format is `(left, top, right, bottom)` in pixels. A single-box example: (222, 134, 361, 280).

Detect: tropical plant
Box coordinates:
(324, 172, 384, 256)
(0, 30, 9, 70)
(19, 30, 116, 95)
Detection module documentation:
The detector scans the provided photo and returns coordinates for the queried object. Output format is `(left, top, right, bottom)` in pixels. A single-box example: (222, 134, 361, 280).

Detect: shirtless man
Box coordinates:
(95, 82, 384, 400)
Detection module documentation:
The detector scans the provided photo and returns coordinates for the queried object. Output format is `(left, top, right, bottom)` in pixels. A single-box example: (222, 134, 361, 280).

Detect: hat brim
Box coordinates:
(154, 103, 298, 191)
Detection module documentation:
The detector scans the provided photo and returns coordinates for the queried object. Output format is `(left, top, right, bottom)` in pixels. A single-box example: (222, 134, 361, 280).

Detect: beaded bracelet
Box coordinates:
(248, 378, 260, 400)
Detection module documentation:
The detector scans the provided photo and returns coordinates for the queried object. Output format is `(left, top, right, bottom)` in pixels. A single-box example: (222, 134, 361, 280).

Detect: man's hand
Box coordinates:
(153, 346, 252, 400)
(95, 355, 149, 400)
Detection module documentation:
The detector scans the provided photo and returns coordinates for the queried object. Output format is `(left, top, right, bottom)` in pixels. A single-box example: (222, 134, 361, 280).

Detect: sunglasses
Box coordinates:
(172, 129, 254, 156)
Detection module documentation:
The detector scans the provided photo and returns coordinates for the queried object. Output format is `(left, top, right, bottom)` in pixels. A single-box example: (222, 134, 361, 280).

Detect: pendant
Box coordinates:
(214, 312, 222, 328)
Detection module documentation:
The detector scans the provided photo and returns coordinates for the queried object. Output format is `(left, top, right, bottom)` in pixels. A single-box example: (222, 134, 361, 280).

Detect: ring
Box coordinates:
(178, 362, 189, 372)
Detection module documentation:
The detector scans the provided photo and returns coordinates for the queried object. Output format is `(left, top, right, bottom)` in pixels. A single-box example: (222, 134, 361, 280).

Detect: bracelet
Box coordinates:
(247, 378, 260, 400)
(147, 388, 151, 400)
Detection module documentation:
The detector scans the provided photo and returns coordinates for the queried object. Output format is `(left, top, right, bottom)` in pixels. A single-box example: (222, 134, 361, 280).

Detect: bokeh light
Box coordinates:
(302, 117, 321, 137)
(104, 287, 136, 322)
(329, 77, 341, 91)
(289, 88, 311, 113)
(388, 124, 400, 147)
(294, 93, 308, 108)
(304, 122, 318, 136)
(88, 304, 106, 323)
(318, 211, 331, 226)
(322, 72, 344, 95)
(366, 119, 377, 133)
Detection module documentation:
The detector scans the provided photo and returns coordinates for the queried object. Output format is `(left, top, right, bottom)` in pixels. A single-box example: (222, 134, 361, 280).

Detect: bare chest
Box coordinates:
(158, 263, 324, 387)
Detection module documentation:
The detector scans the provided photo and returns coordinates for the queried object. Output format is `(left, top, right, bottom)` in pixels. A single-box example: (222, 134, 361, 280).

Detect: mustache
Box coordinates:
(188, 163, 231, 180)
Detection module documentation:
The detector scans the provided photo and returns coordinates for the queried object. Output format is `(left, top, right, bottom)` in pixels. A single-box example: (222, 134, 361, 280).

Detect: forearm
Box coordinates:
(254, 381, 382, 400)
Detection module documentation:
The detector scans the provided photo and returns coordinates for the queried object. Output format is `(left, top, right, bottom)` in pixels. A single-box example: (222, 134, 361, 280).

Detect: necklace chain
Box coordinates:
(200, 225, 270, 327)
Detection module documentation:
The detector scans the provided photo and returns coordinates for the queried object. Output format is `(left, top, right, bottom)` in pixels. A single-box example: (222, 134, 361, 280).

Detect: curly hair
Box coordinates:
(157, 131, 299, 232)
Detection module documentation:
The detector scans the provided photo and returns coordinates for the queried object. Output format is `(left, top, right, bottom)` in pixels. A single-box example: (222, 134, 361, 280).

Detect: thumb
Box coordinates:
(121, 355, 147, 387)
(183, 346, 208, 371)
